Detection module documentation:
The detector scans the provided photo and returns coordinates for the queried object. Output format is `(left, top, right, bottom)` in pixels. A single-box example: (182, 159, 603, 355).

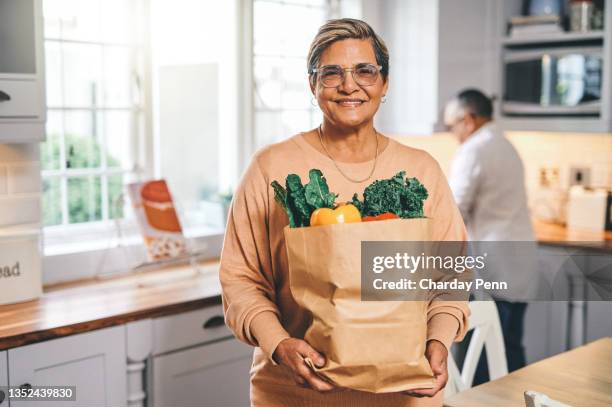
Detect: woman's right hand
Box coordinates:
(272, 338, 336, 392)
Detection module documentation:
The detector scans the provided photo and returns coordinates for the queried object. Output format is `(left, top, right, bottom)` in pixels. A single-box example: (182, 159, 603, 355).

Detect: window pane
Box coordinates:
(45, 41, 63, 107)
(42, 178, 63, 226)
(64, 112, 101, 169)
(43, 0, 62, 38)
(310, 108, 323, 128)
(281, 58, 311, 110)
(281, 110, 311, 138)
(103, 111, 135, 170)
(42, 111, 63, 171)
(67, 176, 102, 224)
(254, 57, 282, 109)
(279, 5, 326, 58)
(56, 0, 103, 43)
(255, 111, 283, 149)
(62, 42, 103, 107)
(107, 174, 125, 220)
(100, 0, 142, 44)
(103, 46, 133, 107)
(287, 0, 327, 6)
(253, 1, 283, 55)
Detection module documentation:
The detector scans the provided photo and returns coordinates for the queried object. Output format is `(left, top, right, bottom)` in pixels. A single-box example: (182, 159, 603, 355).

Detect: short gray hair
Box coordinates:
(307, 18, 389, 86)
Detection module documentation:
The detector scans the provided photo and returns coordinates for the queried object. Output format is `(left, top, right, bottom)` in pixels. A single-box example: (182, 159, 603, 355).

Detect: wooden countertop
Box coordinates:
(445, 337, 612, 407)
(0, 261, 222, 350)
(533, 219, 612, 251)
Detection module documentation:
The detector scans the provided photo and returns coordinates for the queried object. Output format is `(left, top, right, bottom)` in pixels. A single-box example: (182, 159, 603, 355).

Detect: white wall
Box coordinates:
(151, 0, 239, 192)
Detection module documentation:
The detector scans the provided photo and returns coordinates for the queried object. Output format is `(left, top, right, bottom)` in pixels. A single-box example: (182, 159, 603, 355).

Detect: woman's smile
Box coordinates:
(335, 98, 367, 108)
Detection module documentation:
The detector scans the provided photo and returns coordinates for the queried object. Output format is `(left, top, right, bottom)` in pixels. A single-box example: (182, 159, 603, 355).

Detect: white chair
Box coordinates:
(524, 390, 572, 407)
(445, 300, 508, 397)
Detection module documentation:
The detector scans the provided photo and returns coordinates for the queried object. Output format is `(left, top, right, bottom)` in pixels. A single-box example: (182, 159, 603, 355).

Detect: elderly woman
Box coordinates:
(220, 18, 469, 406)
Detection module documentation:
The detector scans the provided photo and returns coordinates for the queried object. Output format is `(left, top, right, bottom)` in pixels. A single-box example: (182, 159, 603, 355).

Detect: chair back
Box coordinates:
(445, 301, 508, 397)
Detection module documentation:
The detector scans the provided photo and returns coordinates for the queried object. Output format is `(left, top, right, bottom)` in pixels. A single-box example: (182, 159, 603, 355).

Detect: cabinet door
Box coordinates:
(585, 248, 612, 342)
(152, 338, 252, 407)
(8, 326, 127, 407)
(0, 0, 46, 142)
(0, 351, 7, 406)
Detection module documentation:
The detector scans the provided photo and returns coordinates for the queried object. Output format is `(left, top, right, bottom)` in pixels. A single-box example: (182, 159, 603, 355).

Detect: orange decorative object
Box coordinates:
(140, 180, 182, 232)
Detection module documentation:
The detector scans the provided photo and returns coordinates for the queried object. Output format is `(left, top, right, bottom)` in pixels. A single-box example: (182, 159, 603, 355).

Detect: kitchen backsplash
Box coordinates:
(396, 132, 612, 210)
(0, 143, 42, 228)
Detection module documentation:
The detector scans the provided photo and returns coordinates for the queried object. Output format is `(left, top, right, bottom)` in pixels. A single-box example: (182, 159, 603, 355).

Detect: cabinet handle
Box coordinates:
(0, 389, 5, 404)
(0, 90, 10, 102)
(203, 315, 225, 330)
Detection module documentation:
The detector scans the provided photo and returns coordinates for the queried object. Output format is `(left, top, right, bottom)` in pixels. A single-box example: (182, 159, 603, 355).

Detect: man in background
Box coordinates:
(444, 89, 535, 383)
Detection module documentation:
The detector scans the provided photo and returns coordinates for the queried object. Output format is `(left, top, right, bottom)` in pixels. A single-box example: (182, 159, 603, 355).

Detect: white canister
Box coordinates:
(0, 228, 42, 305)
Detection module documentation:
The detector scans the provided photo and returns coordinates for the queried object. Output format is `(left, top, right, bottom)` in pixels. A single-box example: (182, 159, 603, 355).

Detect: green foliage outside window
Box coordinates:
(42, 134, 124, 226)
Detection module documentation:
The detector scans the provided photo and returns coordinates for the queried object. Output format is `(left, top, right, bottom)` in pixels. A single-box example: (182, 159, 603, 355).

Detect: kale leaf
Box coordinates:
(271, 169, 337, 228)
(304, 169, 337, 209)
(353, 171, 429, 219)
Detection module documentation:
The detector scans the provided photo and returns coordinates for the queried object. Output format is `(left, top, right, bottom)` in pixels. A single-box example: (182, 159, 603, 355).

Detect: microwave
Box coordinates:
(502, 47, 603, 116)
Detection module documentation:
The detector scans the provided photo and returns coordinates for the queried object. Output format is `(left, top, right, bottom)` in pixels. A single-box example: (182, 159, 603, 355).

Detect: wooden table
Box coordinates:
(445, 338, 612, 407)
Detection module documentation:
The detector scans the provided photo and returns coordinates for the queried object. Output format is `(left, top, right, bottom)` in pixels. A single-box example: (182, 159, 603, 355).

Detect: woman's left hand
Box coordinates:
(402, 339, 449, 398)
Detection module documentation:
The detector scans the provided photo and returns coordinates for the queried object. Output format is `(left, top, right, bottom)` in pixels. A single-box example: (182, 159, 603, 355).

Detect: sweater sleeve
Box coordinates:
(219, 157, 290, 361)
(424, 158, 471, 350)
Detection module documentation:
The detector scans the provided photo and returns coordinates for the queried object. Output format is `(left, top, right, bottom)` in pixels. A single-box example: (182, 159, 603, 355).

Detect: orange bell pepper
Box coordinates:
(310, 204, 362, 226)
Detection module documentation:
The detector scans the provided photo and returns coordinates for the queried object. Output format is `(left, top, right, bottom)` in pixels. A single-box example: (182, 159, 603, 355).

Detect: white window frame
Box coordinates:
(41, 0, 155, 251)
(250, 0, 336, 154)
(41, 0, 230, 285)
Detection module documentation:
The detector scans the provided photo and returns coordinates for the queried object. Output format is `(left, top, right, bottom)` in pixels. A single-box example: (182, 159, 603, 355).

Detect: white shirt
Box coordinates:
(449, 122, 534, 242)
(449, 123, 537, 301)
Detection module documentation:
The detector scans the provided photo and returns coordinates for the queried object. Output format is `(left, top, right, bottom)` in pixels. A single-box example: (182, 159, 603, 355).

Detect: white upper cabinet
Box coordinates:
(364, 0, 499, 135)
(0, 0, 46, 142)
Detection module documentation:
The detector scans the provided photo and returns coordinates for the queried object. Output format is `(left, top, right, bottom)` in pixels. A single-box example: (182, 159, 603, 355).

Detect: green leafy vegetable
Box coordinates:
(272, 169, 427, 227)
(304, 169, 337, 209)
(271, 169, 337, 228)
(351, 171, 428, 219)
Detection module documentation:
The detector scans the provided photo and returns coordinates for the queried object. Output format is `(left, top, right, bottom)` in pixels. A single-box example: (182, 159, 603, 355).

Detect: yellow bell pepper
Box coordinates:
(310, 204, 362, 226)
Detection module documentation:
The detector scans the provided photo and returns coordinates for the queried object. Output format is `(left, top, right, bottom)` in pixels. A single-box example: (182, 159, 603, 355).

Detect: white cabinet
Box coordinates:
(0, 0, 46, 142)
(148, 305, 252, 407)
(152, 337, 252, 407)
(584, 249, 612, 342)
(152, 305, 234, 355)
(0, 351, 7, 406)
(8, 326, 127, 407)
(364, 0, 499, 134)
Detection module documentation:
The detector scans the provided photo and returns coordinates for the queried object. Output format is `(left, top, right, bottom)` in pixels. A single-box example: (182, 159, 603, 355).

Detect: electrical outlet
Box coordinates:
(568, 166, 591, 187)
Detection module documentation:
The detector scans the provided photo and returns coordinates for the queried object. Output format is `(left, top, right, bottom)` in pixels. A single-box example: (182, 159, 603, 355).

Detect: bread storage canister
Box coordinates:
(0, 228, 42, 305)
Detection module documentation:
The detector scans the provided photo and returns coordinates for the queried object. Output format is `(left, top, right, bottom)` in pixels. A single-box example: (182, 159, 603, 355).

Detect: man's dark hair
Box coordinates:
(457, 89, 493, 119)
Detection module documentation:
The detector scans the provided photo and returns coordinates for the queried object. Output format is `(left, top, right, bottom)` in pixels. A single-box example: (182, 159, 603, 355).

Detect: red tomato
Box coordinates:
(362, 212, 399, 222)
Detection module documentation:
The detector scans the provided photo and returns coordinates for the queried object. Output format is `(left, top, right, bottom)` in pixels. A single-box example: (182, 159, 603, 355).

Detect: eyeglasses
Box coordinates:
(310, 63, 383, 88)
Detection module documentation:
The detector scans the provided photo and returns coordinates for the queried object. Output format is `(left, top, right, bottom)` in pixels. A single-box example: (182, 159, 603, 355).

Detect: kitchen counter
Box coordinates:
(533, 219, 612, 251)
(0, 260, 222, 350)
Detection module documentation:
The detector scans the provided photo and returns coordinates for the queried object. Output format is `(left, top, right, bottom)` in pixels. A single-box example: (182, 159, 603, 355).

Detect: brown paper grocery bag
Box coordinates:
(284, 218, 436, 393)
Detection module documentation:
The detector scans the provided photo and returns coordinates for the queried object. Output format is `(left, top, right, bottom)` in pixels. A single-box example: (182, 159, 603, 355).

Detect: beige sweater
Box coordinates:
(220, 134, 469, 406)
